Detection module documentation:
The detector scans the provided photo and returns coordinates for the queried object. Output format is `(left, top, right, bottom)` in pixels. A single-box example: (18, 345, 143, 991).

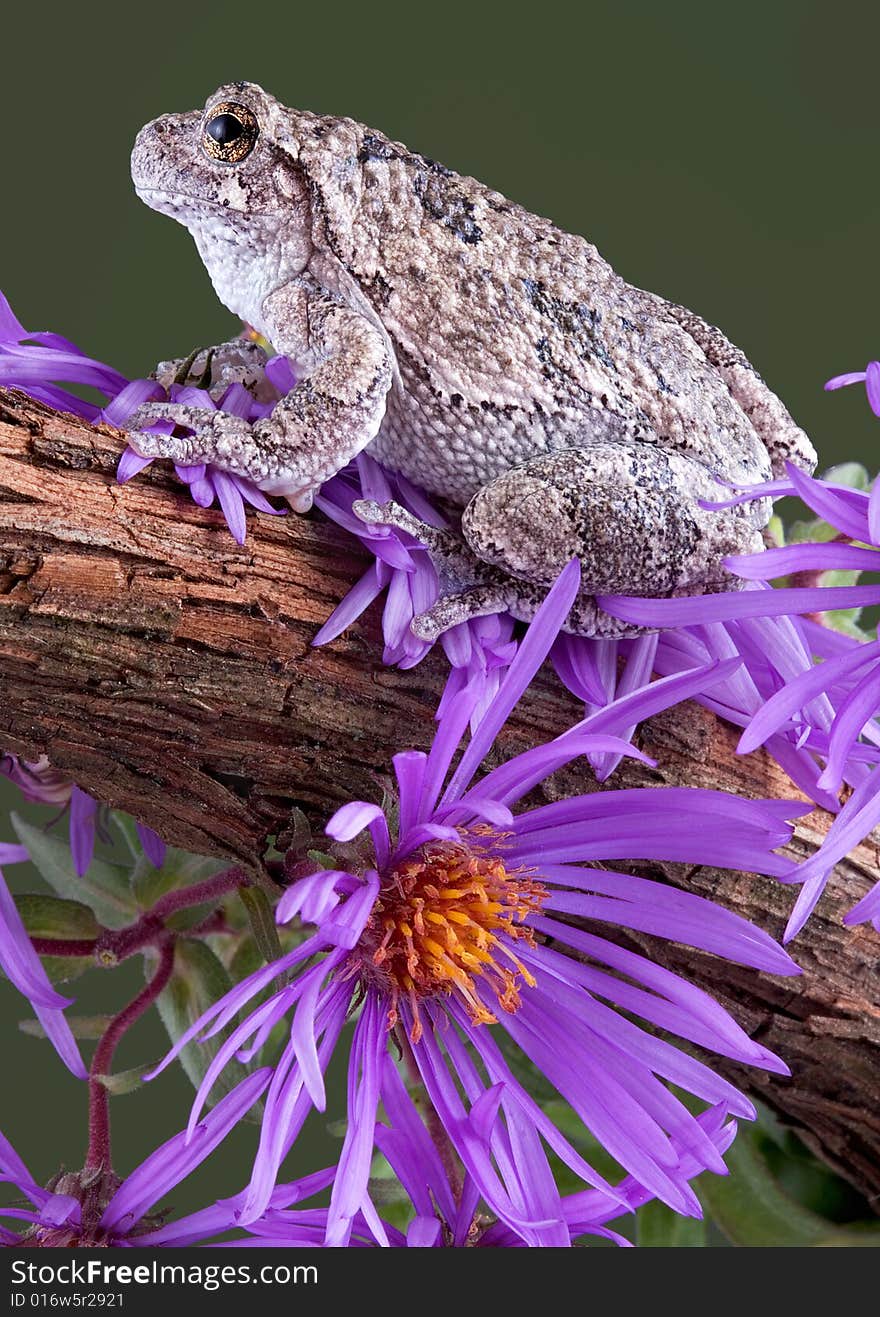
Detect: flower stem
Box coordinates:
(30, 937, 97, 957)
(84, 937, 175, 1172)
(395, 1024, 466, 1210)
(93, 866, 249, 964)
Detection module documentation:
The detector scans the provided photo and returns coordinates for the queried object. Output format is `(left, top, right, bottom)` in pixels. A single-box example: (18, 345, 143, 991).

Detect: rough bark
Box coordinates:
(0, 386, 878, 1205)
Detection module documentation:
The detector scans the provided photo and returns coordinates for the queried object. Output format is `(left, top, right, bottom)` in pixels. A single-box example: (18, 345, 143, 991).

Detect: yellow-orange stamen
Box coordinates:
(356, 838, 548, 1041)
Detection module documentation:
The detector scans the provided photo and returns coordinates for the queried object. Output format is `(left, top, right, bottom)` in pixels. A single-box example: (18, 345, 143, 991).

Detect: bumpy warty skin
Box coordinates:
(129, 81, 817, 636)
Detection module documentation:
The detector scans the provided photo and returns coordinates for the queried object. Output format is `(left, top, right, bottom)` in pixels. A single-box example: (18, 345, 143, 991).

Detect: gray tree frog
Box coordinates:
(128, 81, 816, 639)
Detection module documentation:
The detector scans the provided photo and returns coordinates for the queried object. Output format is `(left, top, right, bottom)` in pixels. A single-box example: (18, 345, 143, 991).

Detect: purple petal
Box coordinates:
(727, 542, 880, 580)
(599, 582, 880, 628)
(264, 354, 297, 395)
(101, 1069, 271, 1232)
(440, 559, 582, 804)
(230, 475, 286, 516)
(209, 470, 247, 544)
(116, 447, 155, 483)
(101, 379, 165, 428)
(824, 370, 867, 390)
(135, 823, 166, 869)
(738, 640, 880, 755)
(69, 785, 98, 876)
(865, 361, 880, 416)
(324, 995, 386, 1246)
(313, 563, 390, 647)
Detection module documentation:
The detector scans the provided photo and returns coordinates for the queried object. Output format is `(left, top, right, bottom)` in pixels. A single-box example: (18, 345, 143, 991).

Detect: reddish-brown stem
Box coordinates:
(151, 868, 250, 921)
(84, 937, 175, 1172)
(91, 866, 250, 965)
(186, 909, 232, 939)
(30, 937, 97, 957)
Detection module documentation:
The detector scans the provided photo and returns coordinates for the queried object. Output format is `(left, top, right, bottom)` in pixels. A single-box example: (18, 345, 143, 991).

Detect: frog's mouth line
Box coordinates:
(134, 185, 279, 226)
(134, 185, 210, 212)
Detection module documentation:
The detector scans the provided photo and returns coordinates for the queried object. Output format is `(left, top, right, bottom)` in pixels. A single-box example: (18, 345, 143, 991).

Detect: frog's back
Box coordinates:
(302, 116, 809, 502)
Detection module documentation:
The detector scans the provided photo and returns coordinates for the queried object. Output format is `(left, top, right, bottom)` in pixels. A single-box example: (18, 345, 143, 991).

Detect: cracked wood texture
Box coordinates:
(0, 385, 878, 1205)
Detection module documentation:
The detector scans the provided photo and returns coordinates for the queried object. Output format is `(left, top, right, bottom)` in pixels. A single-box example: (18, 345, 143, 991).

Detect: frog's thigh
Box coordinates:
(461, 443, 767, 597)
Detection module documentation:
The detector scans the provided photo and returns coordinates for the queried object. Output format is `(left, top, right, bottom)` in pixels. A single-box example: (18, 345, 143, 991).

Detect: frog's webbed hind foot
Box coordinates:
(352, 497, 639, 638)
(353, 498, 528, 637)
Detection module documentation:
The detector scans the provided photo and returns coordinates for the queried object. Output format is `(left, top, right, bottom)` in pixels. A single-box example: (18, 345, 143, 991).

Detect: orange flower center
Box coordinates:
(357, 838, 548, 1042)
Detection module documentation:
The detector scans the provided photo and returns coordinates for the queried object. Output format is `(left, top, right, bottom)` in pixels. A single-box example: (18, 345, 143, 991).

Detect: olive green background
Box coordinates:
(2, 0, 880, 1216)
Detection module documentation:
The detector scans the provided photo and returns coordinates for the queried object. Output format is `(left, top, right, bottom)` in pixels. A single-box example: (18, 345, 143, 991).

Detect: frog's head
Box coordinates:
(131, 81, 322, 327)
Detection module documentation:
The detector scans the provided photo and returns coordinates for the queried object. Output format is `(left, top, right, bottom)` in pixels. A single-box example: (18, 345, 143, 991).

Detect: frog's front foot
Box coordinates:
(126, 402, 254, 468)
(126, 401, 322, 512)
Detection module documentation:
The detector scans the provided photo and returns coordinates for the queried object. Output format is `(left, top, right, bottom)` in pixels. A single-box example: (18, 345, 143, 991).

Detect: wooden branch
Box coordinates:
(1, 386, 878, 1205)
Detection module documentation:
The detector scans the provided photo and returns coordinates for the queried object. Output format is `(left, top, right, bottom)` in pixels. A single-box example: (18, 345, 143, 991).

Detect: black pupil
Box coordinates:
(207, 113, 244, 145)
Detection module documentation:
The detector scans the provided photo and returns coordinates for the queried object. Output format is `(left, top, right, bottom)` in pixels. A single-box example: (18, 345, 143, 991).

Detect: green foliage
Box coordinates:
(94, 1063, 153, 1095)
(154, 939, 250, 1108)
(11, 812, 138, 929)
(636, 1200, 706, 1247)
(14, 893, 99, 939)
(19, 1013, 112, 1040)
(238, 883, 284, 966)
(697, 1125, 880, 1247)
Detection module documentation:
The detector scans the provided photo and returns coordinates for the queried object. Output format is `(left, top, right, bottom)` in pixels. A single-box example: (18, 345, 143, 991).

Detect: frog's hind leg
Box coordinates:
(462, 443, 766, 603)
(354, 495, 647, 640)
(355, 440, 765, 640)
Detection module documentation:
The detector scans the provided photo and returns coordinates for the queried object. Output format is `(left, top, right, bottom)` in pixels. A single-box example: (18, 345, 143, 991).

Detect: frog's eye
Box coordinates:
(202, 102, 259, 163)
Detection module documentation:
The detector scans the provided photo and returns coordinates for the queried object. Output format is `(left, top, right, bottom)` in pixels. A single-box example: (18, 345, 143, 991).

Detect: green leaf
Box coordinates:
(26, 955, 93, 985)
(154, 939, 248, 1108)
(787, 517, 841, 545)
(825, 611, 873, 641)
(239, 884, 283, 966)
(226, 933, 265, 982)
(765, 513, 786, 548)
(812, 1227, 880, 1246)
(14, 894, 99, 940)
(307, 850, 339, 870)
(95, 1063, 151, 1095)
(131, 844, 225, 911)
(11, 813, 138, 930)
(636, 1199, 706, 1247)
(821, 462, 871, 491)
(110, 811, 144, 862)
(698, 1129, 844, 1246)
(19, 1013, 112, 1040)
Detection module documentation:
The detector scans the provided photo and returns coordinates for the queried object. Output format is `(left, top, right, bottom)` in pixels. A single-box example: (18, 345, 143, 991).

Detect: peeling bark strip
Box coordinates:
(0, 385, 878, 1202)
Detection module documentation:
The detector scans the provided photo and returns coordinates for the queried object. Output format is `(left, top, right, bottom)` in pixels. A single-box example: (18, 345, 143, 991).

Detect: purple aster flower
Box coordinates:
(149, 562, 801, 1247)
(112, 366, 293, 546)
(825, 359, 880, 417)
(0, 288, 287, 546)
(0, 1070, 269, 1246)
(0, 843, 86, 1078)
(599, 460, 880, 939)
(0, 291, 127, 420)
(1, 754, 165, 878)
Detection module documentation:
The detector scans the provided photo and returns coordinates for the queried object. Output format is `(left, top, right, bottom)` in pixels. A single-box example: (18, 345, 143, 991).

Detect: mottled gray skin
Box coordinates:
(129, 81, 816, 638)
